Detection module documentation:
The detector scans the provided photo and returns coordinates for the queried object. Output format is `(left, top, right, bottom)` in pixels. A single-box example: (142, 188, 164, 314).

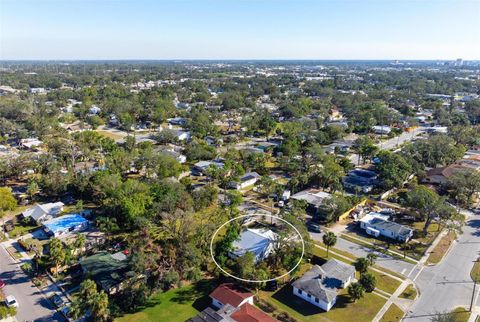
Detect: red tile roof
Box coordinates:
(209, 283, 253, 307)
(231, 303, 278, 322)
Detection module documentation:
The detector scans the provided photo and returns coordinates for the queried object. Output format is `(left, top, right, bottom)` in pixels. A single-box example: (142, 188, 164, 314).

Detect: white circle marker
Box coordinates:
(209, 214, 305, 283)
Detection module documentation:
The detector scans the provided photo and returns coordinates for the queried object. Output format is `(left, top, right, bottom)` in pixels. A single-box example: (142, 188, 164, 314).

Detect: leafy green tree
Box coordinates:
(445, 169, 480, 207)
(366, 253, 377, 266)
(354, 257, 370, 274)
(322, 232, 337, 257)
(359, 272, 376, 292)
(404, 185, 443, 234)
(0, 187, 16, 215)
(235, 251, 256, 280)
(48, 238, 66, 276)
(347, 282, 365, 302)
(376, 151, 413, 189)
(353, 136, 378, 164)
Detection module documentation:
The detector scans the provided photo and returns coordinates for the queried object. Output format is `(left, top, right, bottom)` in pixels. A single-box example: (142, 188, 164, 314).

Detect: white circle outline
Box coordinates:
(209, 214, 305, 283)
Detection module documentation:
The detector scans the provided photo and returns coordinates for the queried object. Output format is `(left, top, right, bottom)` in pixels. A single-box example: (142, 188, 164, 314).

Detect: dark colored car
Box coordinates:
(307, 221, 322, 233)
(50, 294, 65, 308)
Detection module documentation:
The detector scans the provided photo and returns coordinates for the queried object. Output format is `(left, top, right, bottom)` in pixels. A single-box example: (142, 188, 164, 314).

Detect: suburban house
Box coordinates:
(228, 172, 261, 190)
(342, 169, 378, 193)
(22, 202, 65, 224)
(80, 251, 136, 295)
(189, 284, 277, 322)
(359, 212, 413, 242)
(209, 283, 254, 309)
(193, 160, 225, 175)
(292, 259, 355, 312)
(172, 129, 191, 141)
(291, 189, 332, 217)
(230, 228, 277, 263)
(42, 214, 89, 237)
(20, 138, 43, 150)
(372, 125, 392, 135)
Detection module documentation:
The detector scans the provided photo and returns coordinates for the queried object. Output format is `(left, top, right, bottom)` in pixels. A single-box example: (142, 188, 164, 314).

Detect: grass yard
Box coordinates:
(116, 280, 216, 322)
(258, 284, 386, 322)
(340, 234, 418, 264)
(95, 129, 125, 141)
(427, 231, 456, 265)
(450, 307, 470, 322)
(399, 284, 417, 300)
(8, 224, 40, 238)
(471, 259, 480, 282)
(6, 246, 23, 259)
(379, 303, 404, 322)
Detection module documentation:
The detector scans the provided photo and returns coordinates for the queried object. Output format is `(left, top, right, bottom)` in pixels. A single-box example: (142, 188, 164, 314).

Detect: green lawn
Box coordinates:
(116, 280, 216, 322)
(471, 260, 480, 283)
(399, 284, 417, 300)
(450, 307, 470, 322)
(258, 284, 386, 322)
(340, 234, 417, 264)
(427, 231, 456, 265)
(379, 303, 404, 322)
(8, 224, 39, 238)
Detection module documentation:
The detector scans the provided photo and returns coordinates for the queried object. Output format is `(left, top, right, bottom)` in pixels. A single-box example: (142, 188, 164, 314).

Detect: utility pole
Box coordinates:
(470, 258, 479, 312)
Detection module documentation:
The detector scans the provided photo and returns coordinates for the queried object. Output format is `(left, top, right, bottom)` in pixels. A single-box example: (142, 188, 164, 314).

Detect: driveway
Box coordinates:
(0, 245, 65, 322)
(309, 231, 416, 276)
(404, 212, 480, 321)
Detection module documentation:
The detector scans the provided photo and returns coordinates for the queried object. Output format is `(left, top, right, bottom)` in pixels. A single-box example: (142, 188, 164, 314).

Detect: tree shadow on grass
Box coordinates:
(271, 284, 324, 316)
(171, 279, 218, 311)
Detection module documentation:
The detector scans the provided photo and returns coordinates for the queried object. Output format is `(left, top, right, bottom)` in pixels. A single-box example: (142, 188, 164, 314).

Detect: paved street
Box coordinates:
(309, 231, 416, 276)
(0, 245, 64, 322)
(349, 127, 425, 165)
(404, 211, 480, 321)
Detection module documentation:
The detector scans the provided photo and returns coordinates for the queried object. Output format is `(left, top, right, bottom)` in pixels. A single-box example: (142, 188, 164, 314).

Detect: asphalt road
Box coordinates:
(349, 127, 425, 165)
(404, 211, 480, 321)
(0, 245, 64, 322)
(309, 231, 416, 276)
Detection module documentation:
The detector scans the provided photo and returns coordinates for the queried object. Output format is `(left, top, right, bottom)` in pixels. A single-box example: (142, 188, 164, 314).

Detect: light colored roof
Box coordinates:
(231, 228, 277, 262)
(291, 189, 332, 207)
(23, 202, 64, 221)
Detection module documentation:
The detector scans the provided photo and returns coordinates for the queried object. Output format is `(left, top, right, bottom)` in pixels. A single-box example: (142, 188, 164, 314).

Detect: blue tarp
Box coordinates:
(43, 214, 88, 236)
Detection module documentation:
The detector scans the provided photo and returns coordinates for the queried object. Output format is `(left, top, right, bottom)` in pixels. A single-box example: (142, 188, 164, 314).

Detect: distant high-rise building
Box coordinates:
(456, 58, 463, 66)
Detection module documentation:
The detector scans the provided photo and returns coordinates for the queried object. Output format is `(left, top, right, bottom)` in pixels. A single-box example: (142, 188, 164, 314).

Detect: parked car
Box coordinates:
(5, 295, 18, 307)
(50, 294, 65, 308)
(0, 279, 5, 289)
(277, 200, 284, 207)
(307, 221, 321, 233)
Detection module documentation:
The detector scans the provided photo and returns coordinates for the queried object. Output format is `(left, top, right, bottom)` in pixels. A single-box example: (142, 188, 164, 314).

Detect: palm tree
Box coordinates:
(322, 232, 337, 257)
(73, 234, 86, 257)
(348, 282, 365, 302)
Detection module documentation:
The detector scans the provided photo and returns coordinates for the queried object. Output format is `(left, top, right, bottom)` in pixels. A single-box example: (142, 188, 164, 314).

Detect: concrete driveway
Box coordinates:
(0, 246, 65, 322)
(404, 212, 480, 321)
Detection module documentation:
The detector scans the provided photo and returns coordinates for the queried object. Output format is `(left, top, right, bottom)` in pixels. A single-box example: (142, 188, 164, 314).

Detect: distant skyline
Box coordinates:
(1, 0, 479, 60)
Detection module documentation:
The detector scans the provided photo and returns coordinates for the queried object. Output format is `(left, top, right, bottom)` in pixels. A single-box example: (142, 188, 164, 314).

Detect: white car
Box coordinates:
(5, 295, 18, 307)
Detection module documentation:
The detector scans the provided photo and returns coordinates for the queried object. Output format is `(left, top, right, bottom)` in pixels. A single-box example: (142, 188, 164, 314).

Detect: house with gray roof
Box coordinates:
(292, 259, 355, 311)
(359, 212, 413, 242)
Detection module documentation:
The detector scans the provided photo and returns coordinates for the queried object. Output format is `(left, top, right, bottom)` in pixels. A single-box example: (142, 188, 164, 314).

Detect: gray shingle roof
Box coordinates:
(292, 259, 355, 303)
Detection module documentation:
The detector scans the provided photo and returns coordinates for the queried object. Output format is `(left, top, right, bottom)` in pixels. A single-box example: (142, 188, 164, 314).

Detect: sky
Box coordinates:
(0, 0, 479, 60)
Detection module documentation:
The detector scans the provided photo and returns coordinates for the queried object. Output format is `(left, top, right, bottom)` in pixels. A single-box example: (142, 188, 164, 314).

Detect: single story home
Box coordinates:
(80, 251, 135, 295)
(228, 172, 261, 190)
(291, 189, 332, 217)
(230, 228, 277, 263)
(22, 202, 65, 224)
(43, 214, 89, 237)
(342, 169, 378, 194)
(20, 138, 43, 150)
(372, 125, 392, 135)
(359, 212, 413, 242)
(172, 130, 191, 141)
(193, 160, 225, 175)
(191, 284, 277, 322)
(292, 259, 355, 312)
(209, 283, 254, 309)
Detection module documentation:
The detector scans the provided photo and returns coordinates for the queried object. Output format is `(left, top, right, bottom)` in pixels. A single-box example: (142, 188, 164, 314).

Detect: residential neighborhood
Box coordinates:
(0, 3, 480, 320)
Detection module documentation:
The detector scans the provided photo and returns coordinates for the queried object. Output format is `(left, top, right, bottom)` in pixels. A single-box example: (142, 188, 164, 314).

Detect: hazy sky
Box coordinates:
(1, 0, 479, 60)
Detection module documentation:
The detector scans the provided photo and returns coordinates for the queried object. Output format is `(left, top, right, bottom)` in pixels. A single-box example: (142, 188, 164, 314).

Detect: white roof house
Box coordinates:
(372, 125, 392, 135)
(22, 202, 65, 224)
(359, 212, 413, 242)
(230, 228, 278, 263)
(20, 138, 43, 149)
